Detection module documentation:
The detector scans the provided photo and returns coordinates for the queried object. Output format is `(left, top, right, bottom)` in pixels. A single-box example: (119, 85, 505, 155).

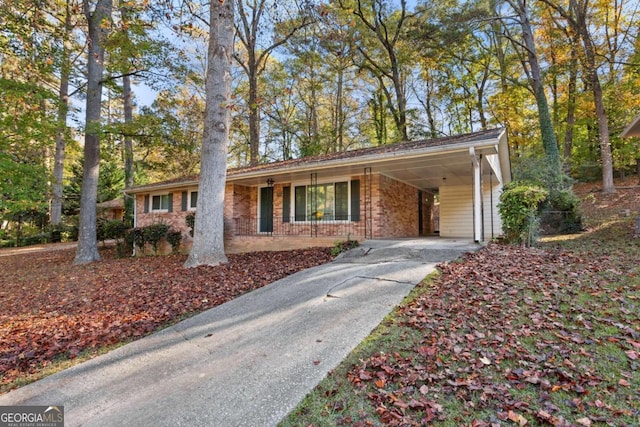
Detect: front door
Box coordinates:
(260, 186, 274, 233)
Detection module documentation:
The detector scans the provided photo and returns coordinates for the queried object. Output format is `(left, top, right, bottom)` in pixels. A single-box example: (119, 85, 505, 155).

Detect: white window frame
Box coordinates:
(290, 177, 352, 223)
(150, 193, 170, 212)
(188, 190, 198, 211)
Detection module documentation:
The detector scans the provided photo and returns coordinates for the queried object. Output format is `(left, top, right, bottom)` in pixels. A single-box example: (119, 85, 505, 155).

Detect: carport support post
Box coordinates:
(470, 147, 483, 242)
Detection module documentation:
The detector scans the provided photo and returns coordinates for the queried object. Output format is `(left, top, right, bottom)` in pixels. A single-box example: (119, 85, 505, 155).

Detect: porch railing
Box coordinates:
(230, 216, 364, 238)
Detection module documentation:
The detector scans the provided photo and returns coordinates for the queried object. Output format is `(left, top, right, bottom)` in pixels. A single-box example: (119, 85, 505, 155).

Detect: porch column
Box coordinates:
(470, 147, 483, 242)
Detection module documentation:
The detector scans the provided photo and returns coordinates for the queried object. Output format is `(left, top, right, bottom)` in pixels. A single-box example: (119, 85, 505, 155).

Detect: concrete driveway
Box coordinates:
(0, 238, 480, 426)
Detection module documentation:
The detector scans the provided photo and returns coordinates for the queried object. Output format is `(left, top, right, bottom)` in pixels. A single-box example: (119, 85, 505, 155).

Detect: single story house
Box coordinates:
(621, 113, 640, 137)
(126, 128, 511, 253)
(97, 198, 125, 221)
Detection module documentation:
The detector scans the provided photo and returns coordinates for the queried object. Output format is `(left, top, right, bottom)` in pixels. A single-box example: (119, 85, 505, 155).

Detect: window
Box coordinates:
(151, 194, 170, 211)
(293, 180, 358, 221)
(189, 191, 198, 210)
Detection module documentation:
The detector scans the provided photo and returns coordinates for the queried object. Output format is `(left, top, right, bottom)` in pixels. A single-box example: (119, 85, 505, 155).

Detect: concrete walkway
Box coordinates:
(0, 238, 480, 427)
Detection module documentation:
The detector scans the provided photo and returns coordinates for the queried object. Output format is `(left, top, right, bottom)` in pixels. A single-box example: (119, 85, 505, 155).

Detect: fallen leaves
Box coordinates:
(344, 235, 640, 425)
(0, 247, 334, 389)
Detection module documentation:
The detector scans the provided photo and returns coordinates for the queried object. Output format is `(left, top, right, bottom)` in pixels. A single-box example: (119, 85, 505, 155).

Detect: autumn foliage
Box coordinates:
(0, 247, 333, 390)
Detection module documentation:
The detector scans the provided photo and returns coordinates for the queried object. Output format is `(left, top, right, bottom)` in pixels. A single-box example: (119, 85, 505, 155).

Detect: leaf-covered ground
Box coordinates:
(283, 220, 640, 426)
(0, 247, 333, 391)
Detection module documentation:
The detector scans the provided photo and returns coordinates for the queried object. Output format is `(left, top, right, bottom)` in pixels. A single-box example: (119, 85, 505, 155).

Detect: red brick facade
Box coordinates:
(374, 174, 420, 238)
(134, 172, 434, 252)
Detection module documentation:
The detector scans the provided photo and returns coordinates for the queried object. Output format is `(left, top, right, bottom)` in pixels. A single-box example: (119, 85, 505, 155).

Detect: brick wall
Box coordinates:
(134, 172, 424, 253)
(374, 174, 420, 238)
(135, 193, 191, 235)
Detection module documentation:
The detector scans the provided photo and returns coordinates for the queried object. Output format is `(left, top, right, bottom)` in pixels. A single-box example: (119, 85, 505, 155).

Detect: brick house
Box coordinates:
(126, 128, 511, 253)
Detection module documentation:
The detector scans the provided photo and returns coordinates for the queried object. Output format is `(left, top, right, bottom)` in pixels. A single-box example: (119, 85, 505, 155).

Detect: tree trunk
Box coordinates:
(563, 41, 578, 160)
(515, 0, 560, 168)
(123, 73, 134, 225)
(335, 68, 344, 152)
(74, 0, 112, 264)
(184, 0, 234, 268)
(389, 50, 408, 141)
(51, 0, 72, 226)
(574, 4, 615, 193)
(248, 55, 260, 165)
(542, 0, 616, 192)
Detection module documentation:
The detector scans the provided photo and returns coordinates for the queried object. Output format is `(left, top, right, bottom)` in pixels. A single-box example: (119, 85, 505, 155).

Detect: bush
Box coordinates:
(45, 222, 78, 243)
(116, 229, 135, 258)
(21, 233, 50, 246)
(128, 227, 145, 251)
(97, 219, 128, 243)
(166, 230, 183, 254)
(498, 182, 548, 246)
(47, 224, 63, 243)
(331, 239, 359, 256)
(142, 223, 169, 255)
(185, 213, 195, 237)
(540, 188, 583, 234)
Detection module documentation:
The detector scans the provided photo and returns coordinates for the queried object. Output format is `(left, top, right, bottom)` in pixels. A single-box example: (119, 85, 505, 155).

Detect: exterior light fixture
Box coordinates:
(266, 178, 274, 187)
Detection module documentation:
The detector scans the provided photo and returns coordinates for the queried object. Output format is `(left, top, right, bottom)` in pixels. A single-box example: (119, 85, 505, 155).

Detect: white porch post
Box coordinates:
(470, 147, 483, 242)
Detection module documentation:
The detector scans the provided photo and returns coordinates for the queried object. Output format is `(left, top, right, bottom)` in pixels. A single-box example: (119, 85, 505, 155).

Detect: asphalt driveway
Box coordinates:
(0, 238, 480, 426)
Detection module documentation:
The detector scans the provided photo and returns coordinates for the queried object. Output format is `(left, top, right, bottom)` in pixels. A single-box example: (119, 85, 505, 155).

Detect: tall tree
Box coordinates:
(74, 0, 113, 264)
(541, 0, 616, 192)
(233, 0, 311, 165)
(342, 0, 413, 142)
(502, 0, 561, 170)
(51, 0, 80, 226)
(184, 0, 234, 267)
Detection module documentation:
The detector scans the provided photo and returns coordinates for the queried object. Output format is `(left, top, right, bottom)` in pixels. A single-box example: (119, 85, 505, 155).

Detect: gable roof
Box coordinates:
(621, 113, 640, 138)
(128, 128, 509, 193)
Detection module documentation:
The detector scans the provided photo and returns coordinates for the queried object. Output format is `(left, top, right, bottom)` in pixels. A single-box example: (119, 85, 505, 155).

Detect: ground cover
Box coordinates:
(281, 184, 640, 427)
(0, 247, 333, 392)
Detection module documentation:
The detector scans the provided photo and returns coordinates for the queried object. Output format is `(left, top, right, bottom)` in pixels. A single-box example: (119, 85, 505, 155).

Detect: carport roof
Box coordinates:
(128, 128, 510, 193)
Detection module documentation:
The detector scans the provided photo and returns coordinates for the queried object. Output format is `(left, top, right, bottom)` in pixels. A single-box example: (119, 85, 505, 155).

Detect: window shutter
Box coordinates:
(350, 180, 360, 222)
(282, 186, 291, 223)
(167, 193, 173, 212)
(335, 182, 349, 220)
(181, 191, 187, 211)
(295, 186, 306, 221)
(144, 195, 149, 213)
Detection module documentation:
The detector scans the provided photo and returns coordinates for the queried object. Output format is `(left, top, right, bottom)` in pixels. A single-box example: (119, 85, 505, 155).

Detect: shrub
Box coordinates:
(117, 231, 135, 258)
(21, 233, 50, 246)
(142, 223, 169, 255)
(540, 188, 583, 234)
(331, 239, 359, 256)
(498, 182, 548, 246)
(128, 227, 145, 251)
(185, 213, 195, 237)
(98, 219, 127, 242)
(166, 230, 183, 254)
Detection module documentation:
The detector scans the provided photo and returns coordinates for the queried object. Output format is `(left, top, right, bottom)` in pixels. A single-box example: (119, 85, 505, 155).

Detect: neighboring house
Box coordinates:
(96, 198, 124, 221)
(126, 128, 511, 253)
(621, 113, 640, 137)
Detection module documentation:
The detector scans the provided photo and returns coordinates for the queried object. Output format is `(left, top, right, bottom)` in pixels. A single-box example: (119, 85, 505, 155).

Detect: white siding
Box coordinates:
(440, 183, 504, 241)
(439, 185, 473, 239)
(483, 182, 504, 240)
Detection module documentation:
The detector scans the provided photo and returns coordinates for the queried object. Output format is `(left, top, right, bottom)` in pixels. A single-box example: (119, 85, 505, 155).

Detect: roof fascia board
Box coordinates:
(125, 180, 199, 194)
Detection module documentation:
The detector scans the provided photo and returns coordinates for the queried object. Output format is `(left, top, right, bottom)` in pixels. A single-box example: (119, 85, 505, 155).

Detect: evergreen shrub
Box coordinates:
(498, 182, 548, 246)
